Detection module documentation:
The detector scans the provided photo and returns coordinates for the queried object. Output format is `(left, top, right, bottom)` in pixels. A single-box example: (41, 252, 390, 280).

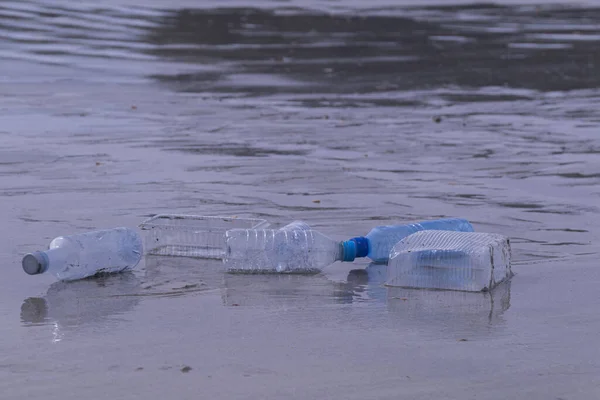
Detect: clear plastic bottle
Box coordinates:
(386, 230, 512, 292)
(343, 218, 474, 263)
(22, 227, 143, 281)
(224, 226, 354, 274)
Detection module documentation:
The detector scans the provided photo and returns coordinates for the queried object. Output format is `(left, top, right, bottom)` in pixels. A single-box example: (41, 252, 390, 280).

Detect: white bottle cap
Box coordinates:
(22, 252, 48, 275)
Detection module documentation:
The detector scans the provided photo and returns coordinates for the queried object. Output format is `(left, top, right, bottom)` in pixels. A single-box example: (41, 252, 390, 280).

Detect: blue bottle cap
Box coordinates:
(350, 237, 369, 258)
(341, 240, 356, 262)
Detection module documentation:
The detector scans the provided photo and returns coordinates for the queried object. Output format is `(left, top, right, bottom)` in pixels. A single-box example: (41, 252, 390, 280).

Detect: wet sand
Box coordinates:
(1, 1, 600, 399)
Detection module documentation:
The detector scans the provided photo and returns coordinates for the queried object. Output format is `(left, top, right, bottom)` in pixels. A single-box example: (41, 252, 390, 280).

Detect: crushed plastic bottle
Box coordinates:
(139, 214, 269, 259)
(386, 230, 512, 292)
(22, 227, 143, 281)
(343, 218, 474, 263)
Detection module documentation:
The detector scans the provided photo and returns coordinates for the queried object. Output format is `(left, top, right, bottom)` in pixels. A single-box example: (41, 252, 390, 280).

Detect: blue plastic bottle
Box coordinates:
(341, 218, 474, 263)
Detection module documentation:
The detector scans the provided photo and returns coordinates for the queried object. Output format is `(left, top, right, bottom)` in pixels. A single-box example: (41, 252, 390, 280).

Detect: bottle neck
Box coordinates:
(43, 246, 73, 274)
(352, 236, 369, 258)
(338, 237, 371, 262)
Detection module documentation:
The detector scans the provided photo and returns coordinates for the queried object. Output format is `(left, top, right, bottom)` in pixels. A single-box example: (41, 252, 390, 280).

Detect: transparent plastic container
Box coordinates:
(225, 220, 353, 273)
(22, 227, 143, 281)
(386, 231, 512, 292)
(139, 214, 269, 259)
(224, 226, 344, 274)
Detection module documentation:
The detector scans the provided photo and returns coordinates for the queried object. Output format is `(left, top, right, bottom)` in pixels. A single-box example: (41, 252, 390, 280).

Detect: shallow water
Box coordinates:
(1, 1, 600, 399)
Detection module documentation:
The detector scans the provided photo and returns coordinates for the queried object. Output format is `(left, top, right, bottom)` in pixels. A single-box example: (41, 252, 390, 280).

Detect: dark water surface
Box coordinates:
(1, 1, 600, 399)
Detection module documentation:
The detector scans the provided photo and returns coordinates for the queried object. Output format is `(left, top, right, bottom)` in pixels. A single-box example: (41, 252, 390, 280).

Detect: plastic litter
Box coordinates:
(139, 214, 269, 259)
(22, 227, 142, 281)
(386, 230, 512, 292)
(224, 222, 339, 273)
